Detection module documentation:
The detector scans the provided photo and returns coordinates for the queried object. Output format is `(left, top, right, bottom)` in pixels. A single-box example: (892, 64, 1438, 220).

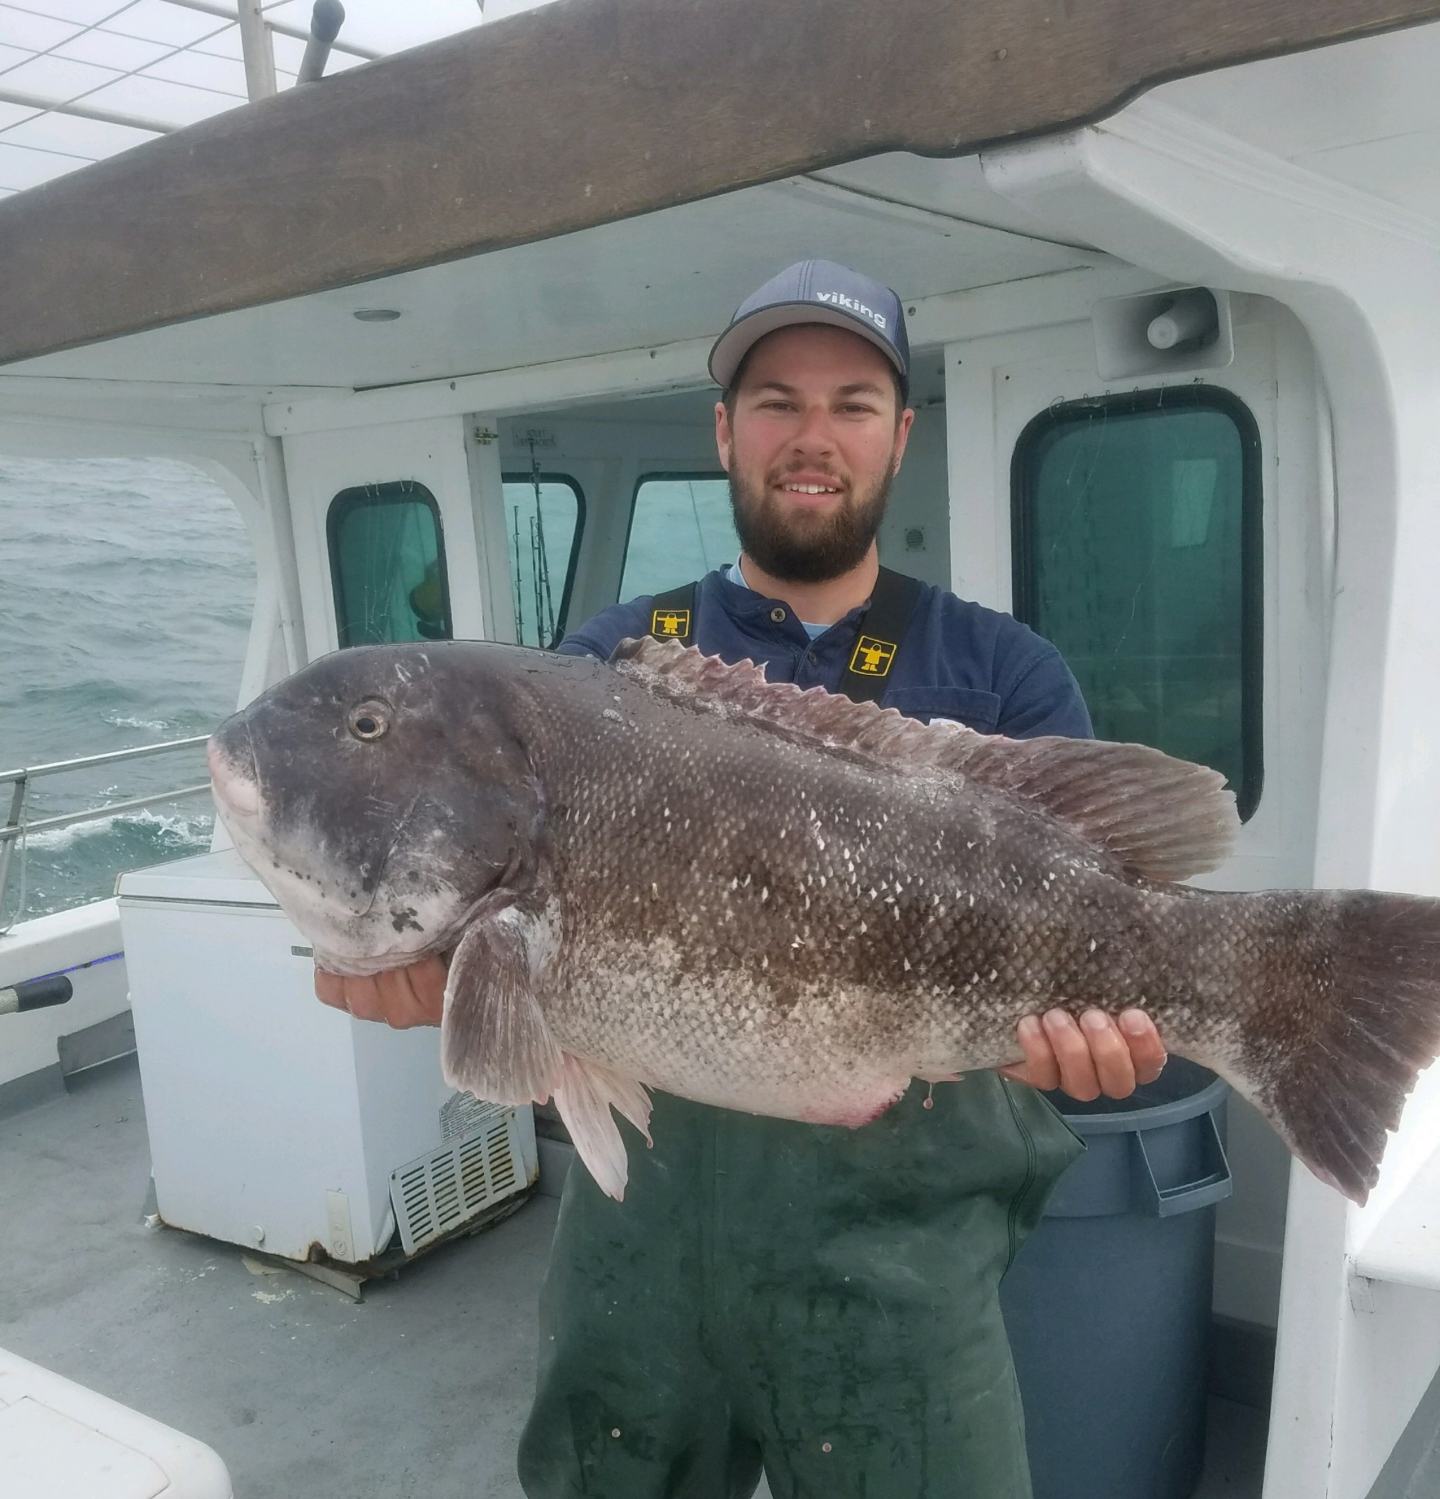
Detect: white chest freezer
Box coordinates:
(118, 850, 536, 1267)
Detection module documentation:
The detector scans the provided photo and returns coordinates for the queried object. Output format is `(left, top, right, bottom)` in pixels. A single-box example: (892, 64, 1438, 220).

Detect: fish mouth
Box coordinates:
(207, 731, 262, 823)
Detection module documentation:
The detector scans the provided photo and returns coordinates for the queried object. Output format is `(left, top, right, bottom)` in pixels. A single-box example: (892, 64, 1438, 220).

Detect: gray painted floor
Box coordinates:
(1, 1055, 1265, 1498)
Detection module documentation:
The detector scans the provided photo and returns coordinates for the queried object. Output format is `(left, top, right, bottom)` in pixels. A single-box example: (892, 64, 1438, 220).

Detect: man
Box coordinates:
(317, 261, 1166, 1497)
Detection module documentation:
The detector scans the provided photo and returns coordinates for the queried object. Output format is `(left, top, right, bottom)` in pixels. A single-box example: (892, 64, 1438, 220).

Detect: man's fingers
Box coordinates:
(314, 957, 447, 1029)
(997, 1014, 1061, 1092)
(371, 966, 419, 1028)
(377, 962, 446, 1029)
(1002, 1008, 1168, 1101)
(314, 968, 346, 1009)
(410, 956, 448, 1025)
(338, 973, 387, 1023)
(1043, 1009, 1102, 1102)
(1079, 1009, 1137, 1099)
(1119, 1008, 1168, 1086)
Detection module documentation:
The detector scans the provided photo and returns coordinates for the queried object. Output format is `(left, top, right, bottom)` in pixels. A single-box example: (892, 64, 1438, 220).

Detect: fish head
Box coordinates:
(208, 644, 541, 974)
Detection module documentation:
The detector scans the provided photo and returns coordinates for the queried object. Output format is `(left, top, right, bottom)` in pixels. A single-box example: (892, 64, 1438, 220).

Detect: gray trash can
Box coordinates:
(1000, 1057, 1232, 1499)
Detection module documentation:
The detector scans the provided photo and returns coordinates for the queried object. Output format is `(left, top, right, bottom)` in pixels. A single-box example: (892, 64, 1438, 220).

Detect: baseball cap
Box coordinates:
(708, 259, 911, 396)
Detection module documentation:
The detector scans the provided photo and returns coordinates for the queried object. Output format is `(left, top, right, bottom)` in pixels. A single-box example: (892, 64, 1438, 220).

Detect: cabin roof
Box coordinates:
(2, 0, 1440, 379)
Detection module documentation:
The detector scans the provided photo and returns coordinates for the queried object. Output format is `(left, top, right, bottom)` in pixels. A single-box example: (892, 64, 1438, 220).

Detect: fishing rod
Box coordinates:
(0, 975, 72, 1016)
(529, 438, 558, 648)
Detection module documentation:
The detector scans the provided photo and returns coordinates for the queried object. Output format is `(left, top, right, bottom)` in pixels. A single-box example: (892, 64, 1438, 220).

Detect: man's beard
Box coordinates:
(729, 462, 894, 585)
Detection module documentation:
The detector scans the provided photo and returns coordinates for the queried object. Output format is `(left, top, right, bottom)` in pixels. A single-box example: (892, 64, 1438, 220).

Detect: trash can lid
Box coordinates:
(1044, 1056, 1229, 1136)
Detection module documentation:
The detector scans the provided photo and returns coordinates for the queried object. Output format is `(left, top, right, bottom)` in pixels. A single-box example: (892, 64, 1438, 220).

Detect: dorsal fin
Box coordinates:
(610, 636, 1238, 883)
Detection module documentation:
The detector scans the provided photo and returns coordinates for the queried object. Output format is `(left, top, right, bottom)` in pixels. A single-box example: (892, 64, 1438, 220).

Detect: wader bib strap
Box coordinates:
(647, 568, 922, 701)
(837, 565, 921, 703)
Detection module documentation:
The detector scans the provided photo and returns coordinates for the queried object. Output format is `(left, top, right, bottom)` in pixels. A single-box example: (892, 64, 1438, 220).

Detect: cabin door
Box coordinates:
(280, 417, 496, 660)
(945, 300, 1331, 1351)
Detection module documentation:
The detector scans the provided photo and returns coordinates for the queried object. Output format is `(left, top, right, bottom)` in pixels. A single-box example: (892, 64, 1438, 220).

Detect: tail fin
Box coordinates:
(1243, 891, 1440, 1204)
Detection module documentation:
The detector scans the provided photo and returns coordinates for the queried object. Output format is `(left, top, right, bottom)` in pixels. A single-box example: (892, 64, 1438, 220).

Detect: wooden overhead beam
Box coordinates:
(2, 0, 1438, 367)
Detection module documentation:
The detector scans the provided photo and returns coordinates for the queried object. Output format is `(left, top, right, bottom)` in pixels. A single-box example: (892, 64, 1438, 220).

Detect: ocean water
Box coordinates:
(0, 455, 255, 925)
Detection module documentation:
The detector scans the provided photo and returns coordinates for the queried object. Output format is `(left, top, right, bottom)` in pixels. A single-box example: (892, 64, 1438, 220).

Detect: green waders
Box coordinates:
(517, 1075, 1083, 1499)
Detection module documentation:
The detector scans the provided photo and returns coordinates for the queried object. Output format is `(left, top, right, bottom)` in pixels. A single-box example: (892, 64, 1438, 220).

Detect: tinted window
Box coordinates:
(1012, 387, 1262, 819)
(502, 474, 584, 648)
(328, 481, 452, 648)
(621, 475, 737, 599)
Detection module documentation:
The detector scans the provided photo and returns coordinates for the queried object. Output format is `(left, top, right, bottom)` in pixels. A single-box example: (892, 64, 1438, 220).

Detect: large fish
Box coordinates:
(207, 638, 1440, 1205)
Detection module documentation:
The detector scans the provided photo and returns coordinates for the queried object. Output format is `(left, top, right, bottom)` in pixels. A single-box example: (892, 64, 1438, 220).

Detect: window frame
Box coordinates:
(1010, 384, 1264, 822)
(327, 479, 454, 650)
(621, 470, 732, 600)
(500, 470, 587, 647)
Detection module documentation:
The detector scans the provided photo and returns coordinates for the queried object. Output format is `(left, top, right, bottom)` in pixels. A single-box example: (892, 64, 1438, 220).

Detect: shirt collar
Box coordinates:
(709, 564, 869, 640)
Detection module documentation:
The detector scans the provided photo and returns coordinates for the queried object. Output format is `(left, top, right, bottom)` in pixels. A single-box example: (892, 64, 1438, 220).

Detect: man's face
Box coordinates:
(715, 324, 914, 584)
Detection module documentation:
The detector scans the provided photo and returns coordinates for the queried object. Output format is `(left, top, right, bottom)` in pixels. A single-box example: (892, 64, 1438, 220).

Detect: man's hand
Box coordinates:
(314, 957, 447, 1029)
(998, 1008, 1165, 1101)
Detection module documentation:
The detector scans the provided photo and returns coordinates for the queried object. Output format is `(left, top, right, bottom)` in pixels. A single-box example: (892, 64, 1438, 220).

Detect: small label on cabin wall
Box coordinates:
(440, 1090, 506, 1142)
(291, 944, 314, 958)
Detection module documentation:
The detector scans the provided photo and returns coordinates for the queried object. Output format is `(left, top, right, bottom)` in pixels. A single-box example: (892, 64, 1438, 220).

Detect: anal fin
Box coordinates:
(551, 1053, 652, 1202)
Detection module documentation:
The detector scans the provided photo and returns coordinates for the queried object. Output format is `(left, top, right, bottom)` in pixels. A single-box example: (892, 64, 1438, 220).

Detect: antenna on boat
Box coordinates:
(298, 1, 348, 86)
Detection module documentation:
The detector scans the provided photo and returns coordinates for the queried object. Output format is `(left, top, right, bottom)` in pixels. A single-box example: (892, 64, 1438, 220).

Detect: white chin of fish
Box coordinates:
(211, 788, 467, 973)
(214, 817, 413, 969)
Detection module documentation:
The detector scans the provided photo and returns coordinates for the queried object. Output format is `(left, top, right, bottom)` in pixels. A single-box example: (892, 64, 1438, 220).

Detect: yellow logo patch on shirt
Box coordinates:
(849, 636, 897, 676)
(651, 608, 691, 638)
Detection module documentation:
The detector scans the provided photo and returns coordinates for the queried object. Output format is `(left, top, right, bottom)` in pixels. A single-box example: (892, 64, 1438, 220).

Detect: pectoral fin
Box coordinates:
(440, 903, 651, 1202)
(440, 906, 563, 1107)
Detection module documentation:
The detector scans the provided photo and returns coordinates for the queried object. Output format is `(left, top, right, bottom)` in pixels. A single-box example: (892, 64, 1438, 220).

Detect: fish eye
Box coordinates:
(348, 700, 391, 742)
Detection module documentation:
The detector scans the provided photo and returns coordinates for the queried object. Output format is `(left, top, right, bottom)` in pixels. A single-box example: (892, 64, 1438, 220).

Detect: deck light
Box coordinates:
(353, 308, 402, 322)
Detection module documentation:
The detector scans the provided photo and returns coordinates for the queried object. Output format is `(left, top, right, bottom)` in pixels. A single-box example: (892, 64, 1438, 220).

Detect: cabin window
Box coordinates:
(328, 481, 453, 648)
(1012, 387, 1263, 820)
(501, 474, 584, 648)
(621, 474, 737, 600)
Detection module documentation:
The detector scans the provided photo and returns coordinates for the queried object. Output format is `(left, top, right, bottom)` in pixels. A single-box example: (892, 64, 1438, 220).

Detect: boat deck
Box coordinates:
(0, 1054, 1269, 1498)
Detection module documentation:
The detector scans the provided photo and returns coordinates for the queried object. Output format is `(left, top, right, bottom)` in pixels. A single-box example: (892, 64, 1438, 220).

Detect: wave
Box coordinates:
(22, 807, 215, 856)
(100, 712, 182, 734)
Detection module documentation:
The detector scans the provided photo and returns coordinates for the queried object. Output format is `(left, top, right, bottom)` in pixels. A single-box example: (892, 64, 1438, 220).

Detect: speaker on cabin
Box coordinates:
(1092, 287, 1234, 381)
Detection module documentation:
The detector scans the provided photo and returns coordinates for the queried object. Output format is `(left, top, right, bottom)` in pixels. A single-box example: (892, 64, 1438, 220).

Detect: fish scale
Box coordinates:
(208, 636, 1440, 1206)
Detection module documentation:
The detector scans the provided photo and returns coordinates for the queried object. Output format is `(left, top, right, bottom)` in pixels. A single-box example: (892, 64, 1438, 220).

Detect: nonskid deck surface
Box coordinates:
(0, 1055, 1265, 1499)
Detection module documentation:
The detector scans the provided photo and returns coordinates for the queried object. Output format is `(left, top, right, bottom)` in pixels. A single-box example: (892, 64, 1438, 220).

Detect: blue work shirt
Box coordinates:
(558, 566, 1092, 741)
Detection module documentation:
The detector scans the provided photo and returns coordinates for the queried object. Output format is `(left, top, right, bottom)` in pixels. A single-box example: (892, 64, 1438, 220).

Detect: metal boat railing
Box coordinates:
(0, 736, 212, 935)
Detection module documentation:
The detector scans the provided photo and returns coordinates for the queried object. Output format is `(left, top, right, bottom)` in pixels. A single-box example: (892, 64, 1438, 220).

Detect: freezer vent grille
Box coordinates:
(389, 1104, 525, 1256)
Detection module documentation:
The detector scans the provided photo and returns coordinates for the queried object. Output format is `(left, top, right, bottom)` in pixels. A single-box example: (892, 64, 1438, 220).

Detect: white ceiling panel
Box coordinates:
(14, 0, 129, 22)
(0, 137, 86, 188)
(814, 154, 1099, 250)
(0, 105, 151, 152)
(1155, 21, 1440, 160)
(9, 173, 1093, 388)
(1292, 131, 1440, 224)
(259, 0, 492, 53)
(0, 50, 119, 95)
(142, 47, 247, 94)
(88, 71, 241, 121)
(0, 5, 83, 49)
(108, 0, 234, 47)
(0, 0, 539, 201)
(55, 27, 172, 69)
(188, 24, 246, 62)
